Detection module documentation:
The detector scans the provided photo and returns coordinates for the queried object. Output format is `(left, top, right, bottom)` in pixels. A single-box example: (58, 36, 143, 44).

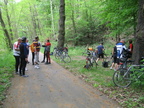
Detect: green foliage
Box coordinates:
(0, 50, 14, 102)
(50, 40, 144, 108)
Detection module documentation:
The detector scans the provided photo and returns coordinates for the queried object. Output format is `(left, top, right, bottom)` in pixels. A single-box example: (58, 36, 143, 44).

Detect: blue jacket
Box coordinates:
(20, 42, 29, 58)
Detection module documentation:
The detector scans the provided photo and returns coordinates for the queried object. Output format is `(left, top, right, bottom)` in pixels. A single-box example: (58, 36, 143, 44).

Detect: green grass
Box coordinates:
(0, 50, 14, 103)
(50, 40, 144, 108)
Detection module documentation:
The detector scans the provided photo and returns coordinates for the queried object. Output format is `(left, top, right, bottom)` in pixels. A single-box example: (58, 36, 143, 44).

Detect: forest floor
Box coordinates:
(2, 53, 121, 108)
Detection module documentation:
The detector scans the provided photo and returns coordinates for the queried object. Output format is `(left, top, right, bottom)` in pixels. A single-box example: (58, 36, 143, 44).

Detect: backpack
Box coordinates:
(102, 61, 108, 68)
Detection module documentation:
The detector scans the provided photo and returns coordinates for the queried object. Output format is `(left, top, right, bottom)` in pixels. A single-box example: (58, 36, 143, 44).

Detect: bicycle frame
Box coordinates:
(124, 65, 144, 80)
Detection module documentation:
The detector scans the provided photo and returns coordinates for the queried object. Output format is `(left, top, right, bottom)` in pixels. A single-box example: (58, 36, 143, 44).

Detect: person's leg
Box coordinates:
(47, 52, 51, 63)
(96, 54, 100, 63)
(41, 51, 46, 63)
(22, 58, 27, 76)
(37, 52, 39, 62)
(14, 56, 20, 73)
(19, 57, 23, 76)
(35, 52, 39, 64)
(101, 54, 104, 62)
(45, 52, 49, 64)
(32, 52, 35, 65)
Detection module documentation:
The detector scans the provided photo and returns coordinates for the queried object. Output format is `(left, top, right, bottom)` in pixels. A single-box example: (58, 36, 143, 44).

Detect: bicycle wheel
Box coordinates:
(93, 60, 98, 68)
(53, 48, 57, 56)
(63, 55, 71, 63)
(55, 52, 60, 59)
(86, 60, 92, 69)
(112, 68, 132, 88)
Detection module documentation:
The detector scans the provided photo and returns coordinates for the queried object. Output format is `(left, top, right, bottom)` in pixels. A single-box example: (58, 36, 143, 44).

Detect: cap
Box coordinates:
(21, 37, 27, 41)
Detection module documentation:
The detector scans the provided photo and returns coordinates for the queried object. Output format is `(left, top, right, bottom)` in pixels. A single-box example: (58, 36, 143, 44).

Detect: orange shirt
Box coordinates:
(30, 43, 35, 52)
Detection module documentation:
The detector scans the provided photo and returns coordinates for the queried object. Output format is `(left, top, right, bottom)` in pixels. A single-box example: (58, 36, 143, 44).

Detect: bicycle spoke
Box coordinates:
(112, 68, 132, 88)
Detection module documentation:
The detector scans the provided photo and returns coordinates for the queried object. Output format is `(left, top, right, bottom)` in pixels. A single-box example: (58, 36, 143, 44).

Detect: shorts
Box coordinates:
(116, 58, 120, 64)
(113, 57, 117, 63)
(98, 53, 104, 58)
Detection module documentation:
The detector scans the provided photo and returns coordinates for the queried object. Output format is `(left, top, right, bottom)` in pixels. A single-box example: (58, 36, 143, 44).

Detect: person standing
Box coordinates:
(19, 37, 29, 77)
(13, 38, 22, 74)
(110, 44, 117, 71)
(115, 39, 127, 70)
(30, 40, 35, 65)
(128, 39, 133, 58)
(96, 43, 105, 63)
(45, 39, 51, 64)
(33, 36, 41, 64)
(41, 40, 47, 63)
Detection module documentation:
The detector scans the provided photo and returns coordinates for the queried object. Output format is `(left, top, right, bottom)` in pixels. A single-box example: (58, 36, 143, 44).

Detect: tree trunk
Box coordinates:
(4, 0, 14, 40)
(57, 0, 65, 48)
(50, 0, 56, 38)
(133, 0, 144, 64)
(29, 4, 37, 37)
(0, 9, 12, 50)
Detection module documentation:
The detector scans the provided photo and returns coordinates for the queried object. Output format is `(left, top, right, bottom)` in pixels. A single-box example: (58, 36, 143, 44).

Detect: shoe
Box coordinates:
(34, 65, 40, 69)
(22, 75, 29, 77)
(45, 62, 49, 64)
(25, 68, 28, 71)
(41, 61, 45, 63)
(110, 67, 112, 70)
(35, 62, 39, 65)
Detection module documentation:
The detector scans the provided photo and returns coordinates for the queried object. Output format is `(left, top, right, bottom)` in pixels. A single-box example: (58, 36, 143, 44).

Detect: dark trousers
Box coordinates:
(46, 52, 51, 63)
(19, 57, 27, 76)
(14, 56, 20, 73)
(32, 52, 35, 65)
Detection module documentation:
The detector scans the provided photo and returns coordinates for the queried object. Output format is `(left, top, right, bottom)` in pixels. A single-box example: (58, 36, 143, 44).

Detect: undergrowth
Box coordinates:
(0, 50, 14, 106)
(51, 41, 144, 108)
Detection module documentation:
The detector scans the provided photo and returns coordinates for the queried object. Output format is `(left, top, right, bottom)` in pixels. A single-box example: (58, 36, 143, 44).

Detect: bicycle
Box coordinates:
(112, 57, 144, 88)
(55, 47, 71, 63)
(85, 50, 98, 69)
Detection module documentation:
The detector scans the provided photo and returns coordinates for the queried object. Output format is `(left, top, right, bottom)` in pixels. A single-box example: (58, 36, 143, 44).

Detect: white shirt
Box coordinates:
(13, 42, 20, 56)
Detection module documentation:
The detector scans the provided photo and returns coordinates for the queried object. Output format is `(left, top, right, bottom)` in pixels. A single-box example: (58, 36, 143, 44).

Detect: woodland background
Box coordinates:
(0, 0, 144, 107)
(0, 0, 144, 63)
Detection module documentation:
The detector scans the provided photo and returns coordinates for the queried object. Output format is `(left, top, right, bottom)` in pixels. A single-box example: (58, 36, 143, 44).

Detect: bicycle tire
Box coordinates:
(63, 55, 71, 63)
(86, 60, 92, 69)
(53, 49, 57, 56)
(93, 60, 98, 68)
(55, 53, 60, 59)
(112, 68, 132, 88)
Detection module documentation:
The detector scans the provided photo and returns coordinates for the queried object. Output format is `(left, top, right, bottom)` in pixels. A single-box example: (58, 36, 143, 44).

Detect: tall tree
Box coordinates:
(0, 9, 12, 49)
(57, 0, 65, 48)
(133, 0, 144, 64)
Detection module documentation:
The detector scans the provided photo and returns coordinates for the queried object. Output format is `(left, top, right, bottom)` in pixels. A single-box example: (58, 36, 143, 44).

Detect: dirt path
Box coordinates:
(3, 53, 121, 108)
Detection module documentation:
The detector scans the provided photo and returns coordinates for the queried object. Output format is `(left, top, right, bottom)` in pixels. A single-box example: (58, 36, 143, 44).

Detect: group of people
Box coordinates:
(13, 36, 51, 77)
(110, 39, 133, 71)
(94, 39, 133, 71)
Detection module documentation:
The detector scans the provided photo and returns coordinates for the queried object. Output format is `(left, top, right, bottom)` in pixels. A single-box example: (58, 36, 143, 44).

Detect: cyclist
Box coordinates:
(110, 43, 118, 71)
(30, 40, 35, 65)
(96, 43, 105, 63)
(13, 38, 22, 74)
(128, 39, 133, 59)
(19, 37, 29, 77)
(33, 36, 41, 64)
(45, 39, 51, 64)
(115, 39, 127, 70)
